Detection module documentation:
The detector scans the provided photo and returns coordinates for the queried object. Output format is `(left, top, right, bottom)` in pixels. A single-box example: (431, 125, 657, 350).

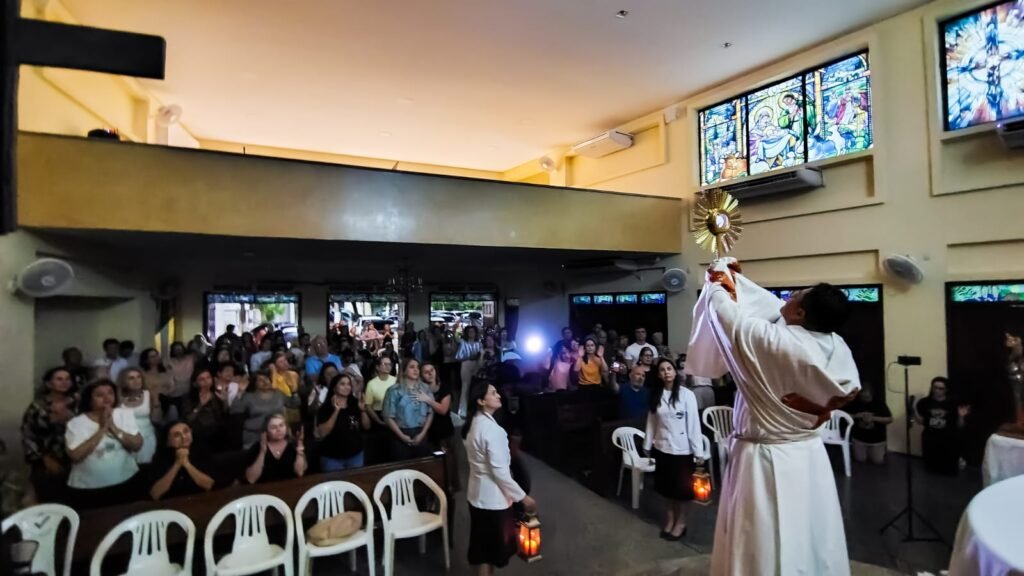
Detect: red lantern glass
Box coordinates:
(692, 466, 713, 506)
(517, 514, 542, 562)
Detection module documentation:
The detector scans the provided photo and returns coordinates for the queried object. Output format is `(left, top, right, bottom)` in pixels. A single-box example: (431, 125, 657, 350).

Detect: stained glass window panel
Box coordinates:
(950, 283, 1024, 302)
(746, 76, 806, 175)
(700, 98, 748, 186)
(943, 1, 1024, 130)
(572, 295, 592, 305)
(594, 295, 614, 305)
(616, 294, 638, 304)
(641, 292, 667, 304)
(807, 53, 873, 161)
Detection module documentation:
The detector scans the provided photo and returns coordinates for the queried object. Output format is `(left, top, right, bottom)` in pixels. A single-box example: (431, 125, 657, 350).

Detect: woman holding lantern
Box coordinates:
(645, 358, 705, 540)
(463, 382, 538, 574)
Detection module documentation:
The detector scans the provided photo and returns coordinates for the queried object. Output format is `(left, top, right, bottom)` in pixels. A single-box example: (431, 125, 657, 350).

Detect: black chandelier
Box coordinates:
(385, 265, 423, 294)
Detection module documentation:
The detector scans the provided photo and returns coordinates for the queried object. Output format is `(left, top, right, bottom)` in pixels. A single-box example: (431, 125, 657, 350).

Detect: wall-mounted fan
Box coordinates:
(661, 268, 689, 293)
(9, 258, 74, 297)
(881, 254, 925, 285)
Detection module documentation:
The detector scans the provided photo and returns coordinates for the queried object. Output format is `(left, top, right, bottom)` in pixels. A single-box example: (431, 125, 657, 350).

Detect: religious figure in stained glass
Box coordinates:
(807, 53, 873, 161)
(700, 98, 748, 186)
(943, 0, 1024, 130)
(747, 77, 806, 175)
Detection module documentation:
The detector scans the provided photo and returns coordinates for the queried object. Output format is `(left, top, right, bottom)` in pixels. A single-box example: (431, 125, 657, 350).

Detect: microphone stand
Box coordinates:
(879, 361, 946, 545)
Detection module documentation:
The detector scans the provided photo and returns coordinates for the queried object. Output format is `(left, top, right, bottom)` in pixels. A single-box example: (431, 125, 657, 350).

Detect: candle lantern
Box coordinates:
(692, 466, 713, 506)
(517, 513, 542, 563)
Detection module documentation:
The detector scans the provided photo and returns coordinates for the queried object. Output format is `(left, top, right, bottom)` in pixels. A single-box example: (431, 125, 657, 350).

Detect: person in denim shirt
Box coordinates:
(383, 358, 434, 461)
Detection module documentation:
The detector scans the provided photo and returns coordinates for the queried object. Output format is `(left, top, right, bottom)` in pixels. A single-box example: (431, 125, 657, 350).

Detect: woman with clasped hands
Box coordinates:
(149, 422, 215, 500)
(65, 379, 143, 508)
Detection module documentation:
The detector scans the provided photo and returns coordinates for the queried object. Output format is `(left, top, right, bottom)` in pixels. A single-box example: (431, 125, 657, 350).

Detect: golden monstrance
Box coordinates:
(691, 189, 743, 259)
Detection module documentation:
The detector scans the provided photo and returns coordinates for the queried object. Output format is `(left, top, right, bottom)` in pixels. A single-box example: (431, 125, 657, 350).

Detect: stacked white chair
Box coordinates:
(295, 481, 376, 576)
(821, 409, 854, 477)
(90, 510, 195, 576)
(701, 433, 714, 490)
(611, 426, 656, 509)
(204, 494, 294, 576)
(2, 503, 79, 576)
(373, 470, 449, 576)
(702, 406, 735, 480)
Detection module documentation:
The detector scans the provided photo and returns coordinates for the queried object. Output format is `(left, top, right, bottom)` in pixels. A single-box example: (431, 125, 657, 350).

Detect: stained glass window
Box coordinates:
(594, 295, 614, 305)
(641, 292, 667, 304)
(950, 283, 1024, 302)
(616, 294, 638, 304)
(699, 98, 748, 186)
(769, 286, 879, 302)
(806, 53, 873, 161)
(698, 51, 872, 183)
(572, 295, 592, 305)
(943, 1, 1024, 130)
(747, 76, 806, 175)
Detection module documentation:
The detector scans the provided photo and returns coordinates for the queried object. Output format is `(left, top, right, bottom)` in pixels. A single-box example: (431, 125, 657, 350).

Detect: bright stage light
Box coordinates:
(524, 335, 544, 354)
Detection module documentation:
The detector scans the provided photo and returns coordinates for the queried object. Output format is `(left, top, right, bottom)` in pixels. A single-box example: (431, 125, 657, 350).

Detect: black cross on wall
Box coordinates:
(2, 0, 166, 234)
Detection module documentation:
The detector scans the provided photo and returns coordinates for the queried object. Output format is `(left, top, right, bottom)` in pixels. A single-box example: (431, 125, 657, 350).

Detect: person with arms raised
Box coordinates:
(688, 259, 861, 576)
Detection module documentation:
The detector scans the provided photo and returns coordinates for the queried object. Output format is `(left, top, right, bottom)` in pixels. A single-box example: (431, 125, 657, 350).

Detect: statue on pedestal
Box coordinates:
(1002, 332, 1024, 439)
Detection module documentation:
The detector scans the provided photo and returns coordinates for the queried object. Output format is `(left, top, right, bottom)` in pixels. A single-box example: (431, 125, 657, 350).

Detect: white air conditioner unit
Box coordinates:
(570, 130, 634, 158)
(721, 167, 823, 200)
(996, 118, 1024, 149)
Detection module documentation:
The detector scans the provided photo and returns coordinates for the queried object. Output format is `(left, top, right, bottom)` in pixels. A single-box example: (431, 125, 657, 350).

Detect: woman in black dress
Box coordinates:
(416, 361, 458, 489)
(244, 413, 308, 484)
(315, 374, 370, 471)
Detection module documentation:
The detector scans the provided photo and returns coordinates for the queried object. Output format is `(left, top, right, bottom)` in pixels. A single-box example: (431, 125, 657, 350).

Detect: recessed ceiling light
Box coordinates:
(379, 131, 392, 137)
(398, 97, 414, 105)
(722, 42, 733, 48)
(615, 10, 629, 18)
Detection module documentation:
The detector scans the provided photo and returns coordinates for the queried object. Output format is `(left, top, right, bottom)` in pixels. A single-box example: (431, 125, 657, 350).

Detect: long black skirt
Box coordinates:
(652, 449, 696, 501)
(467, 504, 518, 567)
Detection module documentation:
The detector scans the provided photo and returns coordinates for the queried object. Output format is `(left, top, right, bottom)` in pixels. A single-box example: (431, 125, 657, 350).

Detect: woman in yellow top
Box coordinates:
(269, 352, 300, 425)
(574, 337, 609, 386)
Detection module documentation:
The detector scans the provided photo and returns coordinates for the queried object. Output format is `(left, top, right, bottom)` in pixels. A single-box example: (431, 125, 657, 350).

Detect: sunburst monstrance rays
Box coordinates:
(692, 189, 743, 257)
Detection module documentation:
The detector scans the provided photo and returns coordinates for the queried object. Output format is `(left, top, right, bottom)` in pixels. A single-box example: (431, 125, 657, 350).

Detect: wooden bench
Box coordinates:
(72, 453, 450, 573)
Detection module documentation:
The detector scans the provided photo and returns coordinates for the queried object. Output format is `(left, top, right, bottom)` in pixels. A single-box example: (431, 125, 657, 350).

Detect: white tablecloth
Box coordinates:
(948, 474, 1024, 576)
(982, 433, 1024, 487)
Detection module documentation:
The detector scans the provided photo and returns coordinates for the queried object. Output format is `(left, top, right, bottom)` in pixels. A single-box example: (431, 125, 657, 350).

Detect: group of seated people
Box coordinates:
(20, 325, 464, 511)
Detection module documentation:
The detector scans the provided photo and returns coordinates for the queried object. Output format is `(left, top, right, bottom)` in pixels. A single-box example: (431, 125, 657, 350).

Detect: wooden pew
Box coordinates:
(73, 453, 450, 573)
(518, 388, 618, 480)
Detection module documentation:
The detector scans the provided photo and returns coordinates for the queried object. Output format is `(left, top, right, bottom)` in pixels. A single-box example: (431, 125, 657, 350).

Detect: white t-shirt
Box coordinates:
(65, 408, 140, 489)
(625, 342, 658, 362)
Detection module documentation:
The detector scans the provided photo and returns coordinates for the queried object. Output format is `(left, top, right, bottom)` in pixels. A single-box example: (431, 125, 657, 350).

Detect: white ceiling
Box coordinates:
(63, 0, 927, 171)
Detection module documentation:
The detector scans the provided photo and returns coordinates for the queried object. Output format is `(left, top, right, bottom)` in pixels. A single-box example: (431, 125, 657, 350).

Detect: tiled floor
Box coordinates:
(317, 443, 980, 575)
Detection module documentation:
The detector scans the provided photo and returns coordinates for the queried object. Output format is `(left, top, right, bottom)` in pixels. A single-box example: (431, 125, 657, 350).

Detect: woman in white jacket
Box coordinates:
(645, 358, 705, 540)
(463, 383, 537, 575)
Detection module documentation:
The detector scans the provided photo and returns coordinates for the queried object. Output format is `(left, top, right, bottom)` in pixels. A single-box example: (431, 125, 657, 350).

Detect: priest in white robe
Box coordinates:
(687, 260, 861, 576)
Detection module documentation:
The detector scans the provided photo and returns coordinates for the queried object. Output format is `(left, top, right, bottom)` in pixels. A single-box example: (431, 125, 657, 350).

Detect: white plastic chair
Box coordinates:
(821, 409, 854, 477)
(204, 494, 294, 576)
(701, 434, 714, 490)
(2, 503, 79, 576)
(611, 426, 656, 510)
(373, 469, 449, 576)
(90, 510, 195, 576)
(295, 481, 375, 576)
(702, 406, 734, 480)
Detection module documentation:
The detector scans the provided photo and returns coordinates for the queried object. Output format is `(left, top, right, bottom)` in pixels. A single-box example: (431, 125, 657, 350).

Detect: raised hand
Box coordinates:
(259, 432, 268, 454)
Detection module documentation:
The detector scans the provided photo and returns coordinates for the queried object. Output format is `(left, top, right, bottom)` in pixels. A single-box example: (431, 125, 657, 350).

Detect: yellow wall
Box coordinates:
(508, 0, 1024, 452)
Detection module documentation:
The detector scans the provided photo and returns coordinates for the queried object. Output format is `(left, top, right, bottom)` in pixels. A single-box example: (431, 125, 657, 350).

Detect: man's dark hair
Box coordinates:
(120, 340, 135, 352)
(102, 338, 119, 349)
(801, 283, 850, 333)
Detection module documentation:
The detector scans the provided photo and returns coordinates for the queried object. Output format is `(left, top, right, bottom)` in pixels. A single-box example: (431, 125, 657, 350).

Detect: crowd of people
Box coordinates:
(19, 320, 515, 510)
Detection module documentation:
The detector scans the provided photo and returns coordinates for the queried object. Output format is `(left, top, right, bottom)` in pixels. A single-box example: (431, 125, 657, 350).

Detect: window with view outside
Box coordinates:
(205, 293, 300, 343)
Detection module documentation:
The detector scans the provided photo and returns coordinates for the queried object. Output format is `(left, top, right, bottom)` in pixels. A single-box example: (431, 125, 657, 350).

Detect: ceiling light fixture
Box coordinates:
(615, 10, 629, 18)
(722, 42, 733, 48)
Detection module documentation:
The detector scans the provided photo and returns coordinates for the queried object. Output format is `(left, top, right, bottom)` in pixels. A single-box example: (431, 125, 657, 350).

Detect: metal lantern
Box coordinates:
(692, 465, 713, 506)
(517, 513, 542, 563)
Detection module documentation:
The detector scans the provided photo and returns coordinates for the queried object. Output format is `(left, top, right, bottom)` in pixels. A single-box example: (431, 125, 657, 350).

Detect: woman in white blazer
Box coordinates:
(463, 383, 537, 575)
